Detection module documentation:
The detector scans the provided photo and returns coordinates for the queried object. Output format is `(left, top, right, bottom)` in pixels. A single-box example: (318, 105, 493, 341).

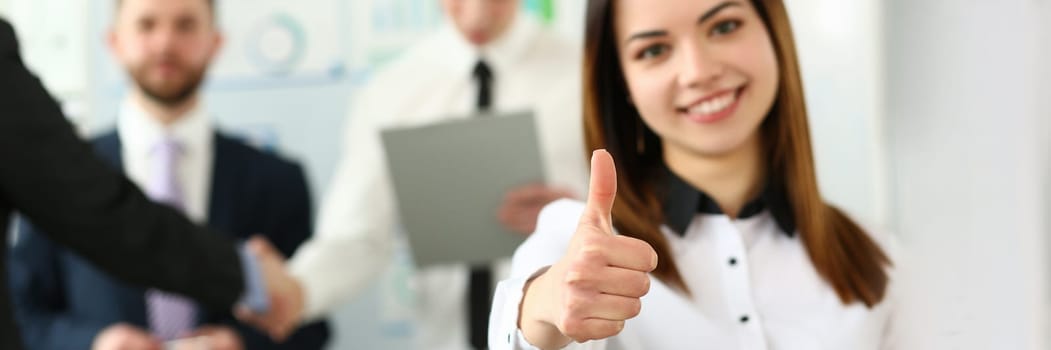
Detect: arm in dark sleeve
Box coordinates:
(232, 162, 329, 349)
(265, 162, 314, 258)
(8, 219, 111, 350)
(231, 321, 330, 350)
(0, 20, 243, 312)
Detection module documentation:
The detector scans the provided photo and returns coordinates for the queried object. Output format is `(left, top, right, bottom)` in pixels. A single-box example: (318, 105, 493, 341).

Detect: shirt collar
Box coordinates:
(439, 13, 542, 82)
(117, 97, 213, 159)
(662, 166, 796, 237)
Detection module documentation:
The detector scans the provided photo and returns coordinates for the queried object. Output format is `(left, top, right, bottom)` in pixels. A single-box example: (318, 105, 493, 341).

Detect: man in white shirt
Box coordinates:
(240, 0, 587, 349)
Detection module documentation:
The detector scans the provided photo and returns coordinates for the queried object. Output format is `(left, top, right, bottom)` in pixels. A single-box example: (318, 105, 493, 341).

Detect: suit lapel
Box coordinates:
(93, 131, 123, 170)
(207, 132, 238, 237)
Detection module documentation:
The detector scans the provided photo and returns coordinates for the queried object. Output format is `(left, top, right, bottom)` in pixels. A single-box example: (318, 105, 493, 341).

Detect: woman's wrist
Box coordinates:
(518, 267, 572, 349)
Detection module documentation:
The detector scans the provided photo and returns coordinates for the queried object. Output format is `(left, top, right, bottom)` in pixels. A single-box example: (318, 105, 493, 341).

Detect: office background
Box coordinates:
(1, 0, 1048, 349)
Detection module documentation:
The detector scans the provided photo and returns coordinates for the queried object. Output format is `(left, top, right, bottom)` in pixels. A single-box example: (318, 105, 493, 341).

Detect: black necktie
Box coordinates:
(469, 59, 494, 350)
(468, 266, 491, 350)
(473, 60, 494, 112)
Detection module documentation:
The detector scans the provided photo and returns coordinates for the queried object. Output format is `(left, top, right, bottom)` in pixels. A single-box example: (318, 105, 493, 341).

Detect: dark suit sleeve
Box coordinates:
(264, 162, 314, 258)
(231, 162, 329, 350)
(8, 219, 111, 350)
(0, 20, 243, 312)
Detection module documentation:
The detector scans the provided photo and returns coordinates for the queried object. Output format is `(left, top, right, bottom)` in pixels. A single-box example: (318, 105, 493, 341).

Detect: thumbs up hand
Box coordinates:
(518, 150, 658, 349)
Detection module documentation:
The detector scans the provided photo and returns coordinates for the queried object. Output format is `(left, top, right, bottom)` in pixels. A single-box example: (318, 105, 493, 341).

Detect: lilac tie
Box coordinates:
(144, 137, 197, 341)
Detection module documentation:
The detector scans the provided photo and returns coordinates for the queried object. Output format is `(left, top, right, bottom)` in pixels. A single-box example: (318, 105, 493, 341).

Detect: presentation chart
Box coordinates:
(209, 0, 347, 87)
(343, 0, 443, 76)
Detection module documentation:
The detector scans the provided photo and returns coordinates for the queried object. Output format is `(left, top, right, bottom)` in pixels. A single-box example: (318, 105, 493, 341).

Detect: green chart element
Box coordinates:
(524, 0, 556, 23)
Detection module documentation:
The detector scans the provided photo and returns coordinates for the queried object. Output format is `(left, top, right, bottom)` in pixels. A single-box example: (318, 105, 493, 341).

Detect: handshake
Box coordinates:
(235, 237, 309, 342)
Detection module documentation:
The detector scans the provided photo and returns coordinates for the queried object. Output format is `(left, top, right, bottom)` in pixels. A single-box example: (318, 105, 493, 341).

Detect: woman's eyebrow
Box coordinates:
(624, 1, 744, 45)
(699, 1, 743, 25)
(625, 29, 668, 45)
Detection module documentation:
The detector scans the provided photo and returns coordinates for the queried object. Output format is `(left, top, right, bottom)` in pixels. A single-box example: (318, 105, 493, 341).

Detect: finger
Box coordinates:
(581, 150, 617, 230)
(188, 325, 217, 338)
(253, 299, 292, 342)
(593, 266, 651, 298)
(520, 184, 553, 202)
(234, 305, 255, 321)
(269, 296, 294, 340)
(503, 187, 524, 203)
(560, 318, 625, 343)
(570, 293, 643, 321)
(269, 327, 291, 343)
(237, 309, 290, 343)
(211, 332, 240, 350)
(549, 188, 577, 201)
(126, 335, 162, 350)
(497, 200, 520, 224)
(248, 236, 284, 259)
(505, 185, 550, 206)
(143, 340, 163, 350)
(603, 235, 658, 272)
(513, 221, 534, 235)
(497, 207, 512, 225)
(234, 306, 273, 330)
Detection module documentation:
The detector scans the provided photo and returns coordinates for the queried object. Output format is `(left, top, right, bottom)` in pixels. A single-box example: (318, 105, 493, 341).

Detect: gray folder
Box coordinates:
(381, 111, 545, 267)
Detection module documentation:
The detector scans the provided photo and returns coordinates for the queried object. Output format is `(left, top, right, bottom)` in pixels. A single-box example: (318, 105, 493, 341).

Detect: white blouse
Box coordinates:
(488, 199, 904, 350)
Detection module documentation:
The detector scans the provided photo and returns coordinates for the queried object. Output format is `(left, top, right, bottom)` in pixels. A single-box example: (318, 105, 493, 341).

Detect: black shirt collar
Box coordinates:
(661, 167, 796, 237)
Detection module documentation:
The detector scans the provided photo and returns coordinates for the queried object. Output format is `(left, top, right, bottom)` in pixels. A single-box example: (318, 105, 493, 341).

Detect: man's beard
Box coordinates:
(129, 60, 208, 107)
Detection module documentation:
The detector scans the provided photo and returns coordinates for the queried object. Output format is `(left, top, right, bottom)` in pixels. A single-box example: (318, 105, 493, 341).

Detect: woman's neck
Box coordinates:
(664, 134, 765, 218)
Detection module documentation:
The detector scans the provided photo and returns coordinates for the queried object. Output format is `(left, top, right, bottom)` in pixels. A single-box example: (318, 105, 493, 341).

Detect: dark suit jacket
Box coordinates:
(9, 132, 330, 349)
(0, 19, 244, 350)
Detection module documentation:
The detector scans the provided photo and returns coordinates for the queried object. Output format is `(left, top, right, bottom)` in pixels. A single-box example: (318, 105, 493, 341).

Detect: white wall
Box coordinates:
(886, 0, 1048, 348)
(3, 0, 90, 96)
(784, 0, 888, 226)
(3, 0, 93, 133)
(1042, 5, 1051, 345)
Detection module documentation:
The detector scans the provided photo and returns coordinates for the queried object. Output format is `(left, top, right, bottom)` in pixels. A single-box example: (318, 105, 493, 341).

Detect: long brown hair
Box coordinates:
(582, 0, 891, 307)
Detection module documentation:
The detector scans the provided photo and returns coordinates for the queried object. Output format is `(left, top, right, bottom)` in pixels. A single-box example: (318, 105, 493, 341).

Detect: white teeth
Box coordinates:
(687, 92, 736, 116)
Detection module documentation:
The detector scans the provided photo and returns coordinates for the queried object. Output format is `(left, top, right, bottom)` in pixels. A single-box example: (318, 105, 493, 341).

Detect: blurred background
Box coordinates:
(1, 0, 1047, 348)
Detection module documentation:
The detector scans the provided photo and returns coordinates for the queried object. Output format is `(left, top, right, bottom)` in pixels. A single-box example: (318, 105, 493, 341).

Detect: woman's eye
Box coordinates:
(711, 20, 742, 36)
(637, 44, 669, 60)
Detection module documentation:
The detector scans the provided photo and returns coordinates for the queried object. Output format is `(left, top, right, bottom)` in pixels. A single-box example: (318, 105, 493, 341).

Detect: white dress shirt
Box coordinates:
(118, 98, 214, 224)
(287, 13, 587, 350)
(490, 184, 904, 349)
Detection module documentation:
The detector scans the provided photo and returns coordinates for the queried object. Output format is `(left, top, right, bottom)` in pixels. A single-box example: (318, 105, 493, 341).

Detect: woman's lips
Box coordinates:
(679, 87, 744, 124)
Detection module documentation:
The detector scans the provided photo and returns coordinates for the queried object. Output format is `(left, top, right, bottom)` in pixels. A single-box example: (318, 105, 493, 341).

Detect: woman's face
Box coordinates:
(614, 0, 779, 158)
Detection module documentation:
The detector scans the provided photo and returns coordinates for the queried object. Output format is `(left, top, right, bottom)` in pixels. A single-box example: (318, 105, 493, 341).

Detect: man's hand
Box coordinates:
(518, 150, 658, 349)
(187, 325, 243, 350)
(498, 184, 576, 235)
(234, 237, 305, 342)
(92, 323, 162, 350)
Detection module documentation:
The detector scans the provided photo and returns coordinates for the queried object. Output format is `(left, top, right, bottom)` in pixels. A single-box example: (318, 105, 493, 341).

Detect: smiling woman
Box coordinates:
(487, 0, 900, 349)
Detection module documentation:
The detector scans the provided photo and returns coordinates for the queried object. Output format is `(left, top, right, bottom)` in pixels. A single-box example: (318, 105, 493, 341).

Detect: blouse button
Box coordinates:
(739, 315, 750, 324)
(728, 257, 738, 266)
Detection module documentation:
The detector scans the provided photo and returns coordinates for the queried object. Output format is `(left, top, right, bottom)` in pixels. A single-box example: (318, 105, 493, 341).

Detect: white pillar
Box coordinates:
(784, 0, 889, 226)
(885, 1, 1049, 348)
